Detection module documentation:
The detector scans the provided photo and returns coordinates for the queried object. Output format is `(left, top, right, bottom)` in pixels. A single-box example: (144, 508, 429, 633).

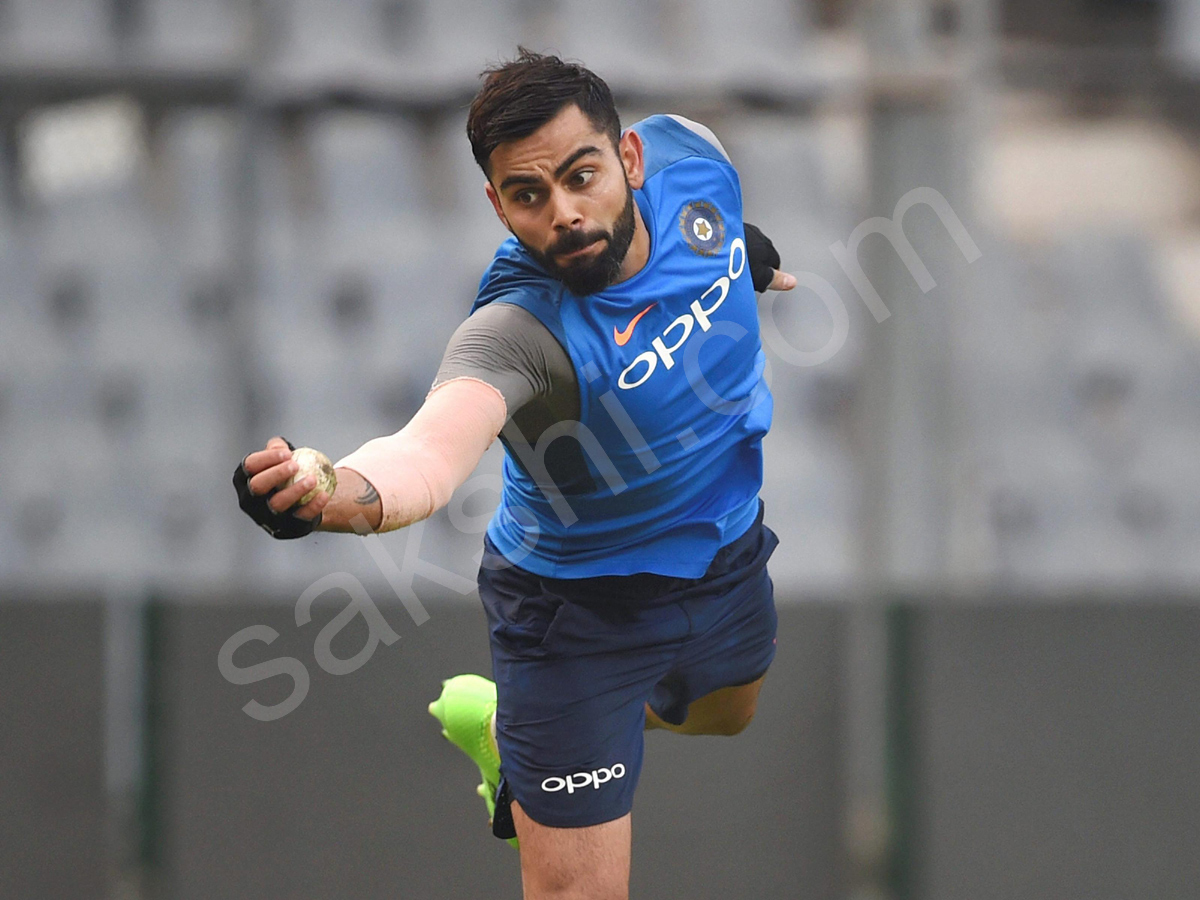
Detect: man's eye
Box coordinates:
(571, 170, 595, 187)
(516, 190, 539, 205)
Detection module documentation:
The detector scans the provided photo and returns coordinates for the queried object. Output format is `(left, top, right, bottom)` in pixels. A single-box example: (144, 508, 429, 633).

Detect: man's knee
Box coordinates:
(513, 802, 631, 900)
(707, 703, 758, 736)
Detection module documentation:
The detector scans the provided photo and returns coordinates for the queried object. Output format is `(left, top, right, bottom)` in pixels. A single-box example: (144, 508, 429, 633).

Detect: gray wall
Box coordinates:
(8, 596, 1200, 900)
(151, 597, 847, 900)
(0, 597, 107, 900)
(908, 603, 1200, 900)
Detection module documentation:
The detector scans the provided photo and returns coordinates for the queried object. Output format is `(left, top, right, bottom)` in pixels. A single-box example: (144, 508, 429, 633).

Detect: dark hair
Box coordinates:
(467, 48, 621, 177)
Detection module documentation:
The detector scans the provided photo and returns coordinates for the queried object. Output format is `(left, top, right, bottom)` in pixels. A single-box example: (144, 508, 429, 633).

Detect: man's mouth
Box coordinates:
(556, 239, 603, 261)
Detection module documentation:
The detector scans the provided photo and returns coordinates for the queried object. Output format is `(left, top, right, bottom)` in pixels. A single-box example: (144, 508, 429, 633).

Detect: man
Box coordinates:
(235, 50, 795, 900)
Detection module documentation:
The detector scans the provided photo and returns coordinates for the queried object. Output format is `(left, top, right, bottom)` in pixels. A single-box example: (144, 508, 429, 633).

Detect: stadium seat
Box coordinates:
(305, 111, 425, 235)
(161, 110, 240, 265)
(0, 226, 48, 368)
(423, 0, 528, 79)
(132, 358, 238, 584)
(140, 0, 251, 65)
(138, 450, 242, 586)
(10, 357, 240, 584)
(761, 421, 857, 592)
(954, 232, 1200, 586)
(724, 116, 842, 237)
(251, 233, 326, 373)
(2, 0, 114, 60)
(251, 217, 445, 380)
(680, 0, 810, 78)
(29, 216, 217, 372)
(273, 0, 427, 72)
(1, 249, 106, 375)
(551, 0, 668, 88)
(159, 110, 243, 353)
(249, 111, 459, 384)
(432, 111, 509, 243)
(1, 362, 135, 583)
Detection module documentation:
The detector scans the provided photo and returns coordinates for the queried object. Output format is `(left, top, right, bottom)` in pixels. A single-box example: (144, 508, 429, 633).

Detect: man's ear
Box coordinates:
(620, 129, 645, 191)
(485, 180, 512, 232)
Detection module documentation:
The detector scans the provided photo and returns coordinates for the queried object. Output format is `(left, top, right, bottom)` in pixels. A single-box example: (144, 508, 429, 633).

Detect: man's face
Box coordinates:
(485, 104, 645, 296)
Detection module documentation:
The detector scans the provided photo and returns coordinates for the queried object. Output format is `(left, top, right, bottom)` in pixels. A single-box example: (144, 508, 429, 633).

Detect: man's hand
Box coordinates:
(744, 222, 796, 293)
(234, 436, 331, 539)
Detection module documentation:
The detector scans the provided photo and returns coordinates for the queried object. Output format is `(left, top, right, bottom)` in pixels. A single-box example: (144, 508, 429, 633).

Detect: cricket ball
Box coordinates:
(288, 447, 337, 506)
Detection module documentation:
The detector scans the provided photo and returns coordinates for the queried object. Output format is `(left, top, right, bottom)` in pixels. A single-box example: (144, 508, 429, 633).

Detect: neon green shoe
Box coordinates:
(428, 674, 517, 848)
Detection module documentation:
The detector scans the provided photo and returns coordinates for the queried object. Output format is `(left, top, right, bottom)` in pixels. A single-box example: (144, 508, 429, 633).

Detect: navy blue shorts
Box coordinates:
(477, 502, 779, 829)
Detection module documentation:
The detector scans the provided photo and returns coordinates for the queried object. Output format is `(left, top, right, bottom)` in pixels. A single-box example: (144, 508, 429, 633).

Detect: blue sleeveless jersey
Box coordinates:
(471, 115, 772, 578)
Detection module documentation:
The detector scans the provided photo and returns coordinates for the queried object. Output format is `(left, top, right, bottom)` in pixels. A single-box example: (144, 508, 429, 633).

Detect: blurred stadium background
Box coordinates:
(2, 0, 1200, 898)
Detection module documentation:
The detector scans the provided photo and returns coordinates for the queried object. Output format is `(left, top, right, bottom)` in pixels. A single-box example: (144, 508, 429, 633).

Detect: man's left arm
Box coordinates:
(655, 115, 795, 294)
(744, 222, 796, 293)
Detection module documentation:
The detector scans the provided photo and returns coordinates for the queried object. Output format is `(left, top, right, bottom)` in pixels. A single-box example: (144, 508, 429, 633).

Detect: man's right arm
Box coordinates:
(327, 302, 575, 534)
(322, 375, 508, 533)
(236, 373, 507, 537)
(314, 464, 384, 533)
(237, 302, 570, 538)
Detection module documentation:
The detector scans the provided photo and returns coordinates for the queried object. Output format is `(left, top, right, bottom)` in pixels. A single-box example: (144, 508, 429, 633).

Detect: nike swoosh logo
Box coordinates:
(613, 303, 657, 346)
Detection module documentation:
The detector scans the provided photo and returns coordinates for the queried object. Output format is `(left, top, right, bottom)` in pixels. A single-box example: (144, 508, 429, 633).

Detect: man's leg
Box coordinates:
(512, 801, 631, 900)
(644, 674, 767, 736)
(509, 673, 764, 899)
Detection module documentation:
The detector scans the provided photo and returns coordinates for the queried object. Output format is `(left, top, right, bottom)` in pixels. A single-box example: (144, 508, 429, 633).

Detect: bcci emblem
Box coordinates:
(679, 201, 725, 257)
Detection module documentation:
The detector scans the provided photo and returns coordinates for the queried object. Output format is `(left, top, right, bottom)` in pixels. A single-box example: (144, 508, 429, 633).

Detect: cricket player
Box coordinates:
(235, 50, 796, 900)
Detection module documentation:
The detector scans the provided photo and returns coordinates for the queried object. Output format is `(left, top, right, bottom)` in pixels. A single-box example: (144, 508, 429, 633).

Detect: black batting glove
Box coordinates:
(744, 222, 783, 293)
(233, 437, 322, 540)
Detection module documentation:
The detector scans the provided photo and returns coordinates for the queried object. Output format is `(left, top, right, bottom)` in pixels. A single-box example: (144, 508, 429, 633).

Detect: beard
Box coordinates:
(522, 183, 637, 296)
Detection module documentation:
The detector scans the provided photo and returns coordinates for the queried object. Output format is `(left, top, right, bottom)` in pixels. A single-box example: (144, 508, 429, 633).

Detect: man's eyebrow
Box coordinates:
(497, 145, 603, 194)
(554, 145, 602, 179)
(498, 173, 541, 192)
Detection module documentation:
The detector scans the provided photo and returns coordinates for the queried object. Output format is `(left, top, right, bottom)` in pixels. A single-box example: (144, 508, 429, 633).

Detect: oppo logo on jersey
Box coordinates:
(617, 237, 747, 391)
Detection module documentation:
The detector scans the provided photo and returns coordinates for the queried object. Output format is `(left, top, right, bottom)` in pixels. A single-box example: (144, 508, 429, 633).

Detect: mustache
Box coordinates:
(549, 228, 610, 257)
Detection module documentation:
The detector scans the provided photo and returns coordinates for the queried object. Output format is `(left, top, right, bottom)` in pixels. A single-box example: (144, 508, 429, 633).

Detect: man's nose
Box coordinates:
(548, 187, 584, 232)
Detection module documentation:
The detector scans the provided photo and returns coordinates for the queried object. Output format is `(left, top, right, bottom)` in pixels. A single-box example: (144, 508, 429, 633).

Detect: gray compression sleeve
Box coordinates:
(433, 302, 579, 425)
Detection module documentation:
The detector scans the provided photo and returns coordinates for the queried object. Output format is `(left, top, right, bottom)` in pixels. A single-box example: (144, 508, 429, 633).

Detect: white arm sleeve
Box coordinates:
(333, 377, 508, 533)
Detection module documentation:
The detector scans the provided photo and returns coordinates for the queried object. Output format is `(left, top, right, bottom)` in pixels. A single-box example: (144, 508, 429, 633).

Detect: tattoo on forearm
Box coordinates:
(355, 482, 380, 506)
